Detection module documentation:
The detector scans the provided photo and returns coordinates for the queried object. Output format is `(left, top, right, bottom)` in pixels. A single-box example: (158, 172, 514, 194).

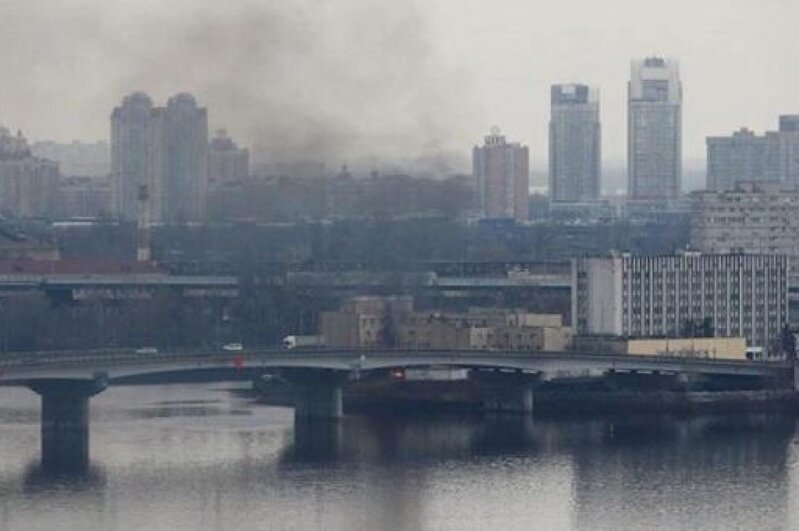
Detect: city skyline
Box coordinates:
(0, 0, 796, 167)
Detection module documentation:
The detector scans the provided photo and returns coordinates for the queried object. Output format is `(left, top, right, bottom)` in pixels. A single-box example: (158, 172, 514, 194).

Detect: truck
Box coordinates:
(282, 335, 326, 349)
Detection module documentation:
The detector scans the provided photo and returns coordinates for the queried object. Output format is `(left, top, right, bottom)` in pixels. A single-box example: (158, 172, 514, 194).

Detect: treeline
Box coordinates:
(55, 218, 690, 273)
(0, 285, 341, 352)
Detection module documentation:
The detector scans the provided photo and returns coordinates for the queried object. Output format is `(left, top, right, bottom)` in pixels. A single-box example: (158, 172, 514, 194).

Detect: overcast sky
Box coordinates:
(0, 0, 796, 168)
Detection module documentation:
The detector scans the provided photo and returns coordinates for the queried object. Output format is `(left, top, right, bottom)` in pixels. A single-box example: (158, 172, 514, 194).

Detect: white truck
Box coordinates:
(282, 335, 326, 349)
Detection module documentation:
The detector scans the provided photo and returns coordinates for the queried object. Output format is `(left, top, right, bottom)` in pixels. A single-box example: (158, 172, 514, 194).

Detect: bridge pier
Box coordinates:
(283, 369, 348, 421)
(471, 370, 539, 414)
(27, 377, 107, 474)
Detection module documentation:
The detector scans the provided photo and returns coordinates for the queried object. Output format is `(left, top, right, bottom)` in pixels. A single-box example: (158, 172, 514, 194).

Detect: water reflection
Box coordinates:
(0, 384, 796, 531)
(23, 461, 106, 494)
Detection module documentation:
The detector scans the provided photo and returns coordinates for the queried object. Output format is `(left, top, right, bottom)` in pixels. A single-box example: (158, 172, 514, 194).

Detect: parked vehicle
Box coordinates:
(222, 342, 244, 352)
(282, 335, 325, 349)
(134, 347, 159, 354)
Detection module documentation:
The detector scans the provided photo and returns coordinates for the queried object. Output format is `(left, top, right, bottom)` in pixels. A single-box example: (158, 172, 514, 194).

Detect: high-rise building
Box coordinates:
(549, 84, 601, 203)
(111, 92, 153, 221)
(159, 93, 208, 223)
(0, 127, 59, 219)
(627, 57, 682, 200)
(472, 128, 529, 222)
(208, 129, 250, 188)
(111, 92, 208, 223)
(572, 252, 788, 350)
(706, 128, 780, 190)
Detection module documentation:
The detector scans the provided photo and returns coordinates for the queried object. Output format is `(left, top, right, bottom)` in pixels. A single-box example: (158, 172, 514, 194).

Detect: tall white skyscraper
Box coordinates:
(627, 57, 682, 200)
(549, 84, 601, 203)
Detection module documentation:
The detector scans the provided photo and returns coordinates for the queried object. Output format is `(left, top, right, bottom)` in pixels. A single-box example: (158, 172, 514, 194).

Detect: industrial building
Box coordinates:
(572, 252, 789, 350)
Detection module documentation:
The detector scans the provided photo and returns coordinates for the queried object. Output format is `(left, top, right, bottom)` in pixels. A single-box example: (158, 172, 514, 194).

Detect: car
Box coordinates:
(134, 347, 159, 354)
(222, 342, 243, 352)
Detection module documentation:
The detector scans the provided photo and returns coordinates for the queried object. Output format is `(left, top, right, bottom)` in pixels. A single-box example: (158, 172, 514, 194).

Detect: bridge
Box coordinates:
(0, 347, 793, 473)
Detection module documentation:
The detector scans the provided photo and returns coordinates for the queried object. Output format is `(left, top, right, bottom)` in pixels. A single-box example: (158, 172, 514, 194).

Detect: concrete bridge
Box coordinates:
(0, 347, 792, 473)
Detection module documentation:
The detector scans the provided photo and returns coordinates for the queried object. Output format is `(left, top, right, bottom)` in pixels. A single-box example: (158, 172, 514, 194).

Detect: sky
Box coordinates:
(0, 0, 796, 171)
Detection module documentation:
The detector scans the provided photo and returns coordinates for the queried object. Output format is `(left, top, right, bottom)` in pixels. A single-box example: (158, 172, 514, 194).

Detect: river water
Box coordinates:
(0, 383, 797, 530)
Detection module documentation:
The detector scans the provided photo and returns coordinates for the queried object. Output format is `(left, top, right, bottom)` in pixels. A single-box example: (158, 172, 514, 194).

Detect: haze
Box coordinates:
(0, 0, 796, 168)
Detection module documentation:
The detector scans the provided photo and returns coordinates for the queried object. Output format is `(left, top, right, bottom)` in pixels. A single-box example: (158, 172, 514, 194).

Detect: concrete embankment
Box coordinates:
(254, 377, 799, 416)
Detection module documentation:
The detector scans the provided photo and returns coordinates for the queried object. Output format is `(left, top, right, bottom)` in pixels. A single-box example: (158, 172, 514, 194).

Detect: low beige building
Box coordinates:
(574, 336, 748, 360)
(323, 299, 572, 351)
(321, 296, 413, 348)
(397, 310, 571, 352)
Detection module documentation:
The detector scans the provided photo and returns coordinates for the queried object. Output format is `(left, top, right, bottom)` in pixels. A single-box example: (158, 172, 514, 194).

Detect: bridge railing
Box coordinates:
(0, 347, 788, 373)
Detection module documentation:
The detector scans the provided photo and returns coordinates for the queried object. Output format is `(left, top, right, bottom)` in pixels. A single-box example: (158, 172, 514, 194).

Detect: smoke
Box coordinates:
(0, 0, 476, 173)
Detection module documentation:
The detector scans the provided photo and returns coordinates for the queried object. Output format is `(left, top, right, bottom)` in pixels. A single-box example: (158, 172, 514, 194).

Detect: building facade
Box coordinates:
(706, 128, 781, 190)
(549, 84, 601, 203)
(705, 115, 799, 191)
(572, 252, 788, 349)
(111, 92, 153, 221)
(111, 92, 208, 223)
(320, 296, 413, 348)
(573, 336, 748, 360)
(160, 94, 208, 223)
(778, 115, 799, 187)
(0, 127, 59, 219)
(208, 129, 250, 188)
(627, 57, 682, 200)
(690, 182, 799, 287)
(473, 128, 529, 222)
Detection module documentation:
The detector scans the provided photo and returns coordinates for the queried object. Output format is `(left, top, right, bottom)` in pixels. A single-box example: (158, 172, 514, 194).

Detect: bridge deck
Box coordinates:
(0, 348, 789, 383)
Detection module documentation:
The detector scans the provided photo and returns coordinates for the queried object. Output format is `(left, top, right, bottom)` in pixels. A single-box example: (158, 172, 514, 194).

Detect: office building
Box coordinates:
(627, 57, 682, 200)
(572, 252, 788, 349)
(473, 127, 529, 222)
(549, 84, 601, 203)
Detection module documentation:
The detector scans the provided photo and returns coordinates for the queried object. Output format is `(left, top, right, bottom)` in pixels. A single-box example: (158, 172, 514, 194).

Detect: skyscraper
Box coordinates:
(160, 93, 208, 223)
(111, 92, 153, 221)
(627, 57, 682, 200)
(472, 128, 529, 222)
(111, 92, 208, 223)
(549, 84, 601, 203)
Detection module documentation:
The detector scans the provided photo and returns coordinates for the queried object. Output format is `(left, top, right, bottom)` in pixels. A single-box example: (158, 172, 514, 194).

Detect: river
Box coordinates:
(0, 383, 797, 530)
